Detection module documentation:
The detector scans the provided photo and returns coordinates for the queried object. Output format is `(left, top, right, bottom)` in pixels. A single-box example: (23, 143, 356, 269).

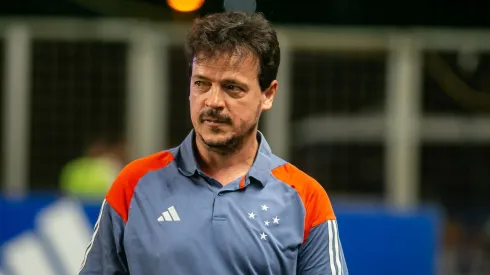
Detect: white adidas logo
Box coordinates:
(157, 206, 180, 222)
(0, 198, 93, 275)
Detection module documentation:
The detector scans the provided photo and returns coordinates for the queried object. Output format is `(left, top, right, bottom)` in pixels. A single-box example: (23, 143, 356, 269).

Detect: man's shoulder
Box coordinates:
(115, 150, 175, 188)
(104, 151, 176, 222)
(269, 156, 324, 195)
(269, 156, 336, 224)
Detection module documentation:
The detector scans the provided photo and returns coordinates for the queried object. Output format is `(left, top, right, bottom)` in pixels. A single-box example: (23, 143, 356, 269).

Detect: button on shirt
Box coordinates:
(79, 130, 348, 275)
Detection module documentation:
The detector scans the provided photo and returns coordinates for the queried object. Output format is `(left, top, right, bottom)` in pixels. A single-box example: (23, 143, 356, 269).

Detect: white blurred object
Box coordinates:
(36, 199, 93, 275)
(3, 232, 57, 275)
(2, 23, 31, 197)
(224, 0, 257, 13)
(0, 199, 94, 275)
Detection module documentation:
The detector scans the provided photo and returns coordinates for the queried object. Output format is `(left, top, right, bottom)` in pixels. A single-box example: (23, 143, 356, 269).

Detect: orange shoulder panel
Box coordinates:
(271, 163, 336, 242)
(105, 151, 175, 223)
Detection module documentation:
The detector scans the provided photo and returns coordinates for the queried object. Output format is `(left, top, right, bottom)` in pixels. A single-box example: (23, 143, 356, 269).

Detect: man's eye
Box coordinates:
(194, 81, 203, 86)
(226, 85, 240, 91)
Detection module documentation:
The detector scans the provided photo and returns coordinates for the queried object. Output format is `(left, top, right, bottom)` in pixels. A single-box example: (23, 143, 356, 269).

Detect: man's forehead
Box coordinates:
(193, 51, 259, 72)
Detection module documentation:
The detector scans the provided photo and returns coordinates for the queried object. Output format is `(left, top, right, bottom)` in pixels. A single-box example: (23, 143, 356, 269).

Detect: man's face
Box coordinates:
(189, 51, 277, 153)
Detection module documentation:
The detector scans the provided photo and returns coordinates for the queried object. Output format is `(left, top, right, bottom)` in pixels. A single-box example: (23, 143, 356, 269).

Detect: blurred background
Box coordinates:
(1, 0, 490, 274)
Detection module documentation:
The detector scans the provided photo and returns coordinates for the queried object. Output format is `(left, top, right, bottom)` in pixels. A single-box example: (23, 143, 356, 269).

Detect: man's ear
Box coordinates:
(262, 80, 278, 111)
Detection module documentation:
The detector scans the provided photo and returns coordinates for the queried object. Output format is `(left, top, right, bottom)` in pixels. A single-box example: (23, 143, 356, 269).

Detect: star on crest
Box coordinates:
(245, 205, 282, 240)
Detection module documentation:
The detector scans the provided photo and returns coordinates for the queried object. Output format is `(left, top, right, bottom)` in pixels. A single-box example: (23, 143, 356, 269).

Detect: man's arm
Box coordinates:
(270, 162, 349, 274)
(297, 219, 348, 275)
(78, 199, 128, 275)
(295, 175, 348, 275)
(77, 151, 174, 274)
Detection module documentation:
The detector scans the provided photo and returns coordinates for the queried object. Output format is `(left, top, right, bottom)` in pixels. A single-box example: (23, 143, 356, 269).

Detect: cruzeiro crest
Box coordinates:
(247, 204, 280, 241)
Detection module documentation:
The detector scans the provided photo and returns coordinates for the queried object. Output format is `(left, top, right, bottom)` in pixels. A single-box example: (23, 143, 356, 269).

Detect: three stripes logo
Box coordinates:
(157, 206, 180, 222)
(0, 199, 93, 275)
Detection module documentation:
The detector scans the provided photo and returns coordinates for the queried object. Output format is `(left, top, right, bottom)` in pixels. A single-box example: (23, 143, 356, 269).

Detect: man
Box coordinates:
(79, 12, 348, 275)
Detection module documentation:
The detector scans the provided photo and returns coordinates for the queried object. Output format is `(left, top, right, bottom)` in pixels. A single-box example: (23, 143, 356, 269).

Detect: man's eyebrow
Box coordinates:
(221, 78, 248, 88)
(192, 74, 249, 89)
(192, 74, 211, 81)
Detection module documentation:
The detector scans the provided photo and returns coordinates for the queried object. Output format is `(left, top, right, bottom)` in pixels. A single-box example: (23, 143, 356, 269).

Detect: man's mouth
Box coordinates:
(203, 117, 226, 123)
(202, 118, 225, 125)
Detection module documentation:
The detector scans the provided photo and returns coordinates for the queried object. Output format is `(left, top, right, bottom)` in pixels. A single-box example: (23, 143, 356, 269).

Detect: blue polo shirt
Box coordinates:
(78, 131, 348, 275)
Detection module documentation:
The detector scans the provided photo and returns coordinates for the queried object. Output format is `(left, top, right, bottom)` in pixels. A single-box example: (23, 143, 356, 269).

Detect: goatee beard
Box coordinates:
(198, 103, 262, 156)
(199, 122, 257, 156)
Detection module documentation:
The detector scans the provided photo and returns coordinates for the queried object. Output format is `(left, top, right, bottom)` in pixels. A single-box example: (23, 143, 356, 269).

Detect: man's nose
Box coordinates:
(205, 86, 225, 108)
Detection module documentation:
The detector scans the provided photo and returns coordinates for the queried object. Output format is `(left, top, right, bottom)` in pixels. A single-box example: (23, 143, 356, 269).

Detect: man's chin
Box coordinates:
(200, 136, 231, 148)
(197, 131, 234, 149)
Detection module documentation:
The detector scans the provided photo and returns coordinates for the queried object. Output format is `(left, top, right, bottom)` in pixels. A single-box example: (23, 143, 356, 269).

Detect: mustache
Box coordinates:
(199, 109, 232, 124)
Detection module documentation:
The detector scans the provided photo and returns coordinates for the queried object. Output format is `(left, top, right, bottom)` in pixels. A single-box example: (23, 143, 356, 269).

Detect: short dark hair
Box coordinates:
(185, 12, 280, 91)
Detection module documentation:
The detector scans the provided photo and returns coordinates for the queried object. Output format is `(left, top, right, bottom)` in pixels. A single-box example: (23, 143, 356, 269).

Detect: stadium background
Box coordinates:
(1, 0, 490, 274)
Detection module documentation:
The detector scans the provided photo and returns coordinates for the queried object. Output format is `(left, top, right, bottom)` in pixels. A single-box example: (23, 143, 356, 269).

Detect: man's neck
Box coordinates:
(196, 133, 259, 183)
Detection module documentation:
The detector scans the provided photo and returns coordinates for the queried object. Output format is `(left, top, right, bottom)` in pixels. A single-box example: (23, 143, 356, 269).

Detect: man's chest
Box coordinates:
(123, 180, 305, 274)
